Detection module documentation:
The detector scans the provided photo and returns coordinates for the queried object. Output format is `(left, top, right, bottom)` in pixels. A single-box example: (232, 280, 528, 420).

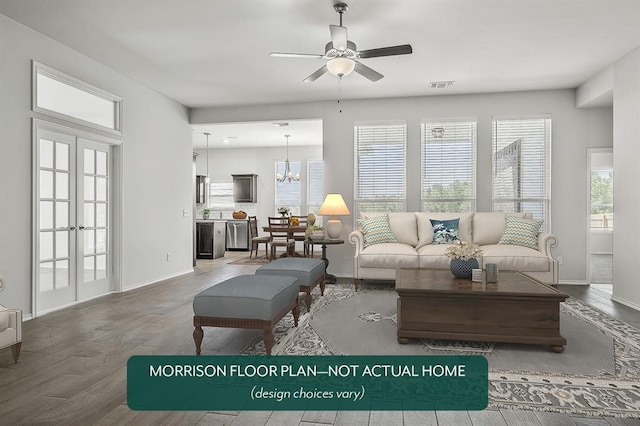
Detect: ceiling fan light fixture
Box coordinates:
(326, 57, 355, 77)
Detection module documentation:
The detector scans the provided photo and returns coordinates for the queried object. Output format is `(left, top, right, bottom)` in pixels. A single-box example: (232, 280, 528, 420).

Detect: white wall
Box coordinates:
(0, 15, 193, 314)
(612, 46, 640, 310)
(191, 90, 612, 283)
(193, 145, 323, 225)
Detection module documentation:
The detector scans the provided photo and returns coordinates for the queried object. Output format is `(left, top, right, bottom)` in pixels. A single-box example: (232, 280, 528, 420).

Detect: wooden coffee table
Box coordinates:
(396, 269, 569, 352)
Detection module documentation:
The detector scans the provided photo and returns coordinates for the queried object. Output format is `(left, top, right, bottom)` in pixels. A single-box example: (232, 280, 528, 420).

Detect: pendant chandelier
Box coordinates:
(276, 134, 300, 183)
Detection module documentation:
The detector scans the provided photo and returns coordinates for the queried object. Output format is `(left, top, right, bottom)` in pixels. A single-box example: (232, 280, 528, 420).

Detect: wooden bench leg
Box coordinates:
(353, 278, 360, 291)
(320, 274, 326, 296)
(293, 299, 300, 327)
(193, 325, 203, 355)
(263, 327, 274, 355)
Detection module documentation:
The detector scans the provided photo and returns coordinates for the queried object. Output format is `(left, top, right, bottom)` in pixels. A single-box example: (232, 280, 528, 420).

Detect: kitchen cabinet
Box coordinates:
(232, 174, 257, 203)
(196, 221, 225, 259)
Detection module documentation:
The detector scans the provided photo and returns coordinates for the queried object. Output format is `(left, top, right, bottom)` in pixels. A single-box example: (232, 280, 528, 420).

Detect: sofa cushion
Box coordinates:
(499, 214, 543, 249)
(360, 212, 418, 246)
(358, 214, 398, 247)
(417, 244, 453, 269)
(358, 243, 419, 268)
(416, 212, 473, 248)
(430, 218, 460, 244)
(472, 212, 528, 245)
(481, 244, 550, 272)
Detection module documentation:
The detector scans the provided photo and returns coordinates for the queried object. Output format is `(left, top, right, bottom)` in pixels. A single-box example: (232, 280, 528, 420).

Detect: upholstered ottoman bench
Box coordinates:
(193, 275, 300, 355)
(255, 258, 325, 311)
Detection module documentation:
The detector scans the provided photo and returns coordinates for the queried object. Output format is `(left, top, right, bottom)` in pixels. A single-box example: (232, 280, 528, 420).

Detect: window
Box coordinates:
(590, 170, 613, 230)
(33, 62, 122, 135)
(307, 160, 324, 214)
(275, 161, 301, 215)
(492, 116, 551, 228)
(421, 119, 477, 212)
(354, 121, 407, 219)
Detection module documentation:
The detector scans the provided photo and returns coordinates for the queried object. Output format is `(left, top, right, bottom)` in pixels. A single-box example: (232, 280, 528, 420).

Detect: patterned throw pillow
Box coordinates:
(499, 214, 543, 249)
(358, 214, 398, 247)
(430, 218, 460, 244)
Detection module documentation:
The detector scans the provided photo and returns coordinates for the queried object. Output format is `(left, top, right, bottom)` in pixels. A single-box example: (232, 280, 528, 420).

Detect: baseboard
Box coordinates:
(558, 280, 588, 285)
(122, 268, 194, 292)
(23, 313, 33, 322)
(610, 295, 640, 312)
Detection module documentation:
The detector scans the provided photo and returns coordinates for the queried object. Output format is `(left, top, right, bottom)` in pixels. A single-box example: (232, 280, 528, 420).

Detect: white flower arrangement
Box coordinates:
(444, 241, 483, 261)
(277, 207, 290, 216)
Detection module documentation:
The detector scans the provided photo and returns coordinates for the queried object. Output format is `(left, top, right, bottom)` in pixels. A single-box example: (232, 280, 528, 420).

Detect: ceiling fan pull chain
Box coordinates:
(338, 76, 343, 113)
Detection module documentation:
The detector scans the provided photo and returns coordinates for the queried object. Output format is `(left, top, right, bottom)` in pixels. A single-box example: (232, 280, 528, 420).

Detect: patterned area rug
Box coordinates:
(241, 283, 640, 418)
(227, 255, 271, 265)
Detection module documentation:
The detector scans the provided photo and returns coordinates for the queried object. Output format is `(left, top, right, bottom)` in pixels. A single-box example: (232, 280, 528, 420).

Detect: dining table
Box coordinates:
(262, 225, 307, 257)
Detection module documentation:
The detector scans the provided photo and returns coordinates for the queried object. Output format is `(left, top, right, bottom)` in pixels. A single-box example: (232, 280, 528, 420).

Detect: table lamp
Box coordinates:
(318, 193, 351, 239)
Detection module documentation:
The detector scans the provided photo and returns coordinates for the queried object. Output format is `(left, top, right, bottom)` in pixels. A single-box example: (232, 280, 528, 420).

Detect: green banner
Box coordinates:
(127, 355, 487, 411)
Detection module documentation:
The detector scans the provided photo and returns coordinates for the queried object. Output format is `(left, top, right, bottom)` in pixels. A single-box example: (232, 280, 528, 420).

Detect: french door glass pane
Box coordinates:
(84, 148, 95, 174)
(40, 139, 54, 168)
(96, 151, 107, 175)
(55, 260, 69, 288)
(84, 203, 95, 228)
(56, 231, 69, 258)
(84, 176, 95, 200)
(84, 256, 95, 283)
(56, 142, 69, 170)
(40, 201, 54, 229)
(56, 172, 69, 199)
(96, 229, 107, 253)
(96, 255, 107, 279)
(96, 177, 107, 201)
(40, 261, 54, 291)
(40, 232, 54, 260)
(40, 170, 54, 198)
(84, 230, 95, 254)
(56, 201, 69, 228)
(96, 204, 107, 227)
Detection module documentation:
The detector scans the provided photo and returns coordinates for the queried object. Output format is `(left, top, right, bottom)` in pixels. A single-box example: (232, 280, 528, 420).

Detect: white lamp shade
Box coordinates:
(318, 194, 350, 239)
(326, 57, 355, 77)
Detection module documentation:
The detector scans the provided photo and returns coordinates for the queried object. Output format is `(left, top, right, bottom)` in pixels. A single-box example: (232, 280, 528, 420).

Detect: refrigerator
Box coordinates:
(226, 219, 250, 250)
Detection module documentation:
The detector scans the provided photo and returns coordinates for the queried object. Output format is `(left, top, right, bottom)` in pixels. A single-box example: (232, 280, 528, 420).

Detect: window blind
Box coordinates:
(354, 122, 406, 218)
(275, 161, 301, 215)
(421, 120, 477, 212)
(492, 116, 551, 229)
(307, 160, 324, 214)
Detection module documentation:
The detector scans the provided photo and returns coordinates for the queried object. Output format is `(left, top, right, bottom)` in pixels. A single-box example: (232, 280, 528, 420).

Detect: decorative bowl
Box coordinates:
(232, 211, 247, 219)
(310, 231, 325, 240)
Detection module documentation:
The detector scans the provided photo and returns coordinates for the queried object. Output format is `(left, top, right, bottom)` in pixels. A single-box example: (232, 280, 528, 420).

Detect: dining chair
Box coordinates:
(290, 215, 310, 256)
(249, 216, 271, 259)
(268, 216, 295, 259)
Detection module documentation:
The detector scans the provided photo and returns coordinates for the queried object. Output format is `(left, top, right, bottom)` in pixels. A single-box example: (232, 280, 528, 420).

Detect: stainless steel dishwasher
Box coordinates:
(225, 219, 250, 250)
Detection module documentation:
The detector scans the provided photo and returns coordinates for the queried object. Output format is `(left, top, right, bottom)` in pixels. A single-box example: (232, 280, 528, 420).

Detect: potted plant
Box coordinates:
(309, 225, 325, 240)
(444, 241, 483, 279)
(202, 208, 211, 220)
(277, 207, 290, 217)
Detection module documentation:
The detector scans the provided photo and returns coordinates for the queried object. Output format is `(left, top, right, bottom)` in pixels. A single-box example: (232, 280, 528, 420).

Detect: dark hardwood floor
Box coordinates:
(1, 253, 638, 425)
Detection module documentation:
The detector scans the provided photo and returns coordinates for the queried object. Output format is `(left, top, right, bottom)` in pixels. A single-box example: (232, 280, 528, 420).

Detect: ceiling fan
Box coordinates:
(270, 2, 413, 82)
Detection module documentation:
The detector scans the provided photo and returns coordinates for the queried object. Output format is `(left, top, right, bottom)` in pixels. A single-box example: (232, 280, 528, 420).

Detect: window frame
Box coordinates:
(32, 61, 123, 136)
(421, 118, 477, 212)
(353, 120, 407, 221)
(491, 115, 552, 230)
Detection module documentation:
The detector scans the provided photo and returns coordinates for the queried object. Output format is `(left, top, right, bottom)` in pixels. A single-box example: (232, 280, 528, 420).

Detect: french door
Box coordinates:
(35, 125, 112, 314)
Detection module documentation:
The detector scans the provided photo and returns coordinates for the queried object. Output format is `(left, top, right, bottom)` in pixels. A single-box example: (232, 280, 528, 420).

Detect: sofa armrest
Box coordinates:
(349, 230, 365, 254)
(537, 232, 558, 257)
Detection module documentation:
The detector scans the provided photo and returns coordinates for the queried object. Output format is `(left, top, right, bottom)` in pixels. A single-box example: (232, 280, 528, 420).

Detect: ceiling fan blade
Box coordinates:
(358, 44, 413, 59)
(303, 65, 328, 82)
(329, 25, 348, 51)
(354, 61, 384, 82)
(270, 52, 324, 59)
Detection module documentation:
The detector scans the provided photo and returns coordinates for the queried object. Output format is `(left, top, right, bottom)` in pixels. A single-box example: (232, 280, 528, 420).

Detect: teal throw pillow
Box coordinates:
(499, 214, 543, 249)
(358, 214, 398, 247)
(430, 218, 460, 244)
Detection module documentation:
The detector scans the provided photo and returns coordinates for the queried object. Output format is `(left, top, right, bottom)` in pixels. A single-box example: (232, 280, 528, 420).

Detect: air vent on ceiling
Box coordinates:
(429, 80, 455, 89)
(273, 122, 290, 127)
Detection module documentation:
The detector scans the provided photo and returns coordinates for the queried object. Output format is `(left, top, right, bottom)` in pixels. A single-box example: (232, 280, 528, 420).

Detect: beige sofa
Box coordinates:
(348, 212, 559, 285)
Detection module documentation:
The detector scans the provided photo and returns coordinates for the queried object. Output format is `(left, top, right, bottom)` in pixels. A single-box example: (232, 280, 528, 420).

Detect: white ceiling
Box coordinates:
(2, 0, 638, 146)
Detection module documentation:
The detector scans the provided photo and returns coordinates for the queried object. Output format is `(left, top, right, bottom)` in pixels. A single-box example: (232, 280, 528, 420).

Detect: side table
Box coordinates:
(304, 239, 344, 284)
